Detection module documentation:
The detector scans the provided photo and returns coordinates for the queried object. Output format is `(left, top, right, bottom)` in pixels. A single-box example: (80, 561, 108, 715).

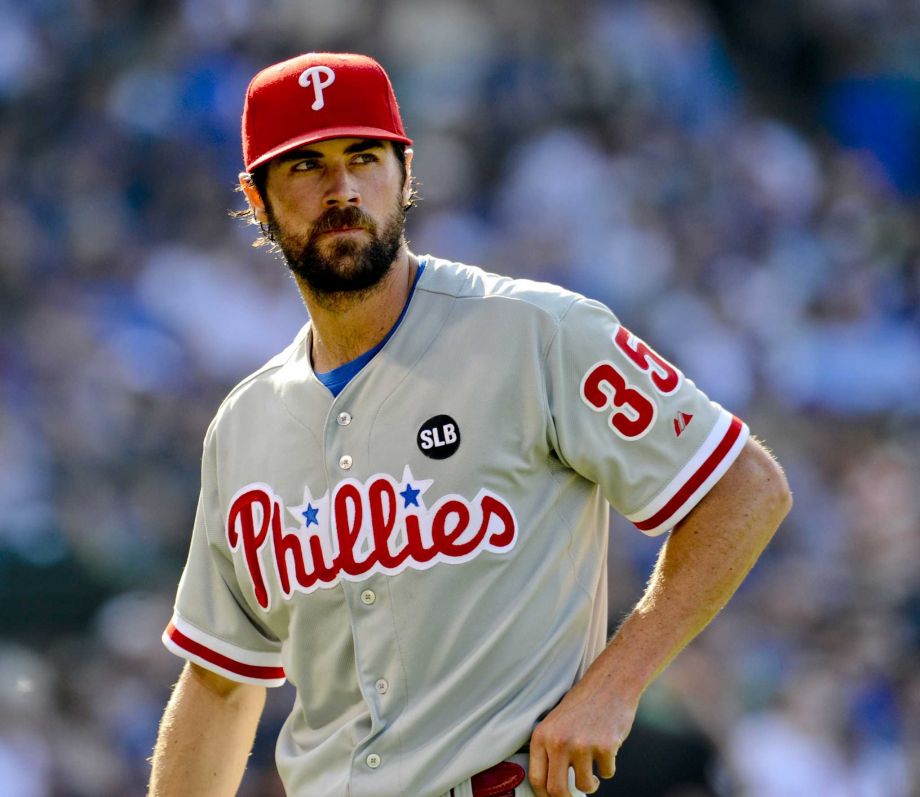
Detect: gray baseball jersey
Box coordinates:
(163, 256, 748, 797)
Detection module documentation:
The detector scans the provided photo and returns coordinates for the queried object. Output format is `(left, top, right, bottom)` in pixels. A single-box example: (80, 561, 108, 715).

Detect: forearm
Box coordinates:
(529, 441, 791, 796)
(148, 662, 267, 797)
(581, 439, 792, 705)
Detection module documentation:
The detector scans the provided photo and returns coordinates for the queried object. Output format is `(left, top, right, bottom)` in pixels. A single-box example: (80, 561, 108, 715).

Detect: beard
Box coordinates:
(267, 197, 406, 300)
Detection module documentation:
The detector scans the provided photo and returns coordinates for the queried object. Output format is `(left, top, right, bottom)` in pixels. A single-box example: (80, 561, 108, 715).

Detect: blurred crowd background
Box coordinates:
(1, 0, 918, 795)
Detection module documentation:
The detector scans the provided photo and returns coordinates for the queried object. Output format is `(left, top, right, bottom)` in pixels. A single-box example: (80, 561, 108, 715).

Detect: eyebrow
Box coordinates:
(277, 140, 386, 162)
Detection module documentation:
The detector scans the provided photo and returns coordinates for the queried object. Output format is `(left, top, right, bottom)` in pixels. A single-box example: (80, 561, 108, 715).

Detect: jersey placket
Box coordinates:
(325, 394, 404, 797)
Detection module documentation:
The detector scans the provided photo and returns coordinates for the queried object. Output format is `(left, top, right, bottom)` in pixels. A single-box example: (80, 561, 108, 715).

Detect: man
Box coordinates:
(148, 52, 791, 797)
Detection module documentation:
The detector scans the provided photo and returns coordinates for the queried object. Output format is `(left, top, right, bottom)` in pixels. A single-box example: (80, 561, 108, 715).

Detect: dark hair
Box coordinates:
(230, 142, 416, 249)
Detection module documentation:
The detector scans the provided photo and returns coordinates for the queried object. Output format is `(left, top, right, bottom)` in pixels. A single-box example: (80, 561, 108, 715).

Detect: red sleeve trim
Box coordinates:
(165, 621, 286, 682)
(633, 414, 745, 533)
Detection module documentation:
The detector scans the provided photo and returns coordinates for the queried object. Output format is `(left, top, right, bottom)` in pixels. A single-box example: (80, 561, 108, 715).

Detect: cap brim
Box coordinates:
(246, 127, 413, 172)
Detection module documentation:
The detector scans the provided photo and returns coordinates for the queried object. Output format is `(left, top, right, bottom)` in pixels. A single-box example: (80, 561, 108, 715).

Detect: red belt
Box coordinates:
(450, 760, 526, 797)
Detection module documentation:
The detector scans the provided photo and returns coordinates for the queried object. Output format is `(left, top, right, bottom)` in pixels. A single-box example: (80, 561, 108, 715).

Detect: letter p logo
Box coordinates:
(298, 66, 336, 111)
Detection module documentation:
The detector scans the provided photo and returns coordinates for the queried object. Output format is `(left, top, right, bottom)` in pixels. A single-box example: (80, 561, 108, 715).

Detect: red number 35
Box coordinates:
(579, 325, 683, 440)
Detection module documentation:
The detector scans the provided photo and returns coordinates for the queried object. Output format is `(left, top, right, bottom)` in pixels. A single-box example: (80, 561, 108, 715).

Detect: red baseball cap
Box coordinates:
(242, 52, 412, 172)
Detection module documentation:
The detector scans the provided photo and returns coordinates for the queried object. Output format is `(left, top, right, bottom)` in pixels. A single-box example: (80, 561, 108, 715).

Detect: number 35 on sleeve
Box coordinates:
(579, 326, 683, 441)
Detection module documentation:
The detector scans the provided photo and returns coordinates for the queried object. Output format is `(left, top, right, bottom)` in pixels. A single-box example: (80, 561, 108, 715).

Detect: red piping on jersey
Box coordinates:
(165, 621, 285, 681)
(633, 415, 744, 532)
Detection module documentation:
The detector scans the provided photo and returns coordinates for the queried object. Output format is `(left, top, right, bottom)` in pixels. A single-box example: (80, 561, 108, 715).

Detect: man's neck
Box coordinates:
(298, 247, 419, 373)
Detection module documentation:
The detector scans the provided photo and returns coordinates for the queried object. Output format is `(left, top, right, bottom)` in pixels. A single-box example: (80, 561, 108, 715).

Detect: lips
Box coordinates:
(321, 226, 366, 235)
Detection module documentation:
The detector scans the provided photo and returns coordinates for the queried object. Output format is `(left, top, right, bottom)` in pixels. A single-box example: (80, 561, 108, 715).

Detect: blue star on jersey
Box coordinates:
(289, 492, 330, 535)
(400, 484, 421, 508)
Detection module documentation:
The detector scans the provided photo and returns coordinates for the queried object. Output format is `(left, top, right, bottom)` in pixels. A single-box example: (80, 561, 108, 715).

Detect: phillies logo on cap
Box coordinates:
(298, 65, 336, 110)
(242, 52, 413, 173)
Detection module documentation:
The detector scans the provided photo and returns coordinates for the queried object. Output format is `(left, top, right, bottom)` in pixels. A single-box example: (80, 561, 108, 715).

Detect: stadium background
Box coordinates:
(1, 0, 918, 794)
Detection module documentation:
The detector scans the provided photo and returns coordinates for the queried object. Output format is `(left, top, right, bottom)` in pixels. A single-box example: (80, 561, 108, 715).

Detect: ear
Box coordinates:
(239, 171, 268, 224)
(402, 148, 414, 207)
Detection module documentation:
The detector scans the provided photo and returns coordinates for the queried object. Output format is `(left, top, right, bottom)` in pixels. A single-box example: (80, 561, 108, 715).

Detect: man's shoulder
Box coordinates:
(419, 256, 585, 324)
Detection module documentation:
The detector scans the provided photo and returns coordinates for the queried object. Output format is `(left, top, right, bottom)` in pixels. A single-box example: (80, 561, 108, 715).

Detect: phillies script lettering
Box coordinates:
(226, 468, 518, 610)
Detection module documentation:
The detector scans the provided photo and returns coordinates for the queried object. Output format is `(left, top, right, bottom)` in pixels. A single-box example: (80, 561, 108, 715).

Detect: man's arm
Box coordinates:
(529, 438, 792, 797)
(148, 661, 267, 797)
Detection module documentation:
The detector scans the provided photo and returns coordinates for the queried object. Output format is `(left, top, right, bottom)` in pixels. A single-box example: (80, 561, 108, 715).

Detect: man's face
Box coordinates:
(257, 138, 409, 298)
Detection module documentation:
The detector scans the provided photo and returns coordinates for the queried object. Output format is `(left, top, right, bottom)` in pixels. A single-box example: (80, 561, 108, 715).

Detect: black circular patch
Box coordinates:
(417, 415, 461, 460)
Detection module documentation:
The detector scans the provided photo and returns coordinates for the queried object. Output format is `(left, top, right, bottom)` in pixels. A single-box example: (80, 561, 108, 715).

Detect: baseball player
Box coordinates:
(147, 53, 791, 797)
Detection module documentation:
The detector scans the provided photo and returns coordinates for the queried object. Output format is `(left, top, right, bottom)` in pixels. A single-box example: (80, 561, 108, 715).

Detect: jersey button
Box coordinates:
(374, 678, 389, 695)
(337, 411, 352, 426)
(360, 589, 376, 605)
(366, 753, 381, 769)
(339, 454, 353, 470)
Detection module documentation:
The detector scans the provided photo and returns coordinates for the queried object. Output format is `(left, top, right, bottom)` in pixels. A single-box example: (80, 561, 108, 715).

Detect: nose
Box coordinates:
(323, 161, 360, 207)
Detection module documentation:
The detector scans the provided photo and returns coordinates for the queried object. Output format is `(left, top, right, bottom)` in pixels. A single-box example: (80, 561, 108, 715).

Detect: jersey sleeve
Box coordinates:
(162, 425, 286, 687)
(545, 297, 749, 536)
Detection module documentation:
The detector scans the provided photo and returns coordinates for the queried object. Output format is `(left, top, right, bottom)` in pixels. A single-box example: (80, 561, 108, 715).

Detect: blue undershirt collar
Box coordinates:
(314, 257, 427, 397)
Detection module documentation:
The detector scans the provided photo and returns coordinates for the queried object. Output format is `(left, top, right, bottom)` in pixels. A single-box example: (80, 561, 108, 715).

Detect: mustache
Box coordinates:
(310, 206, 377, 239)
